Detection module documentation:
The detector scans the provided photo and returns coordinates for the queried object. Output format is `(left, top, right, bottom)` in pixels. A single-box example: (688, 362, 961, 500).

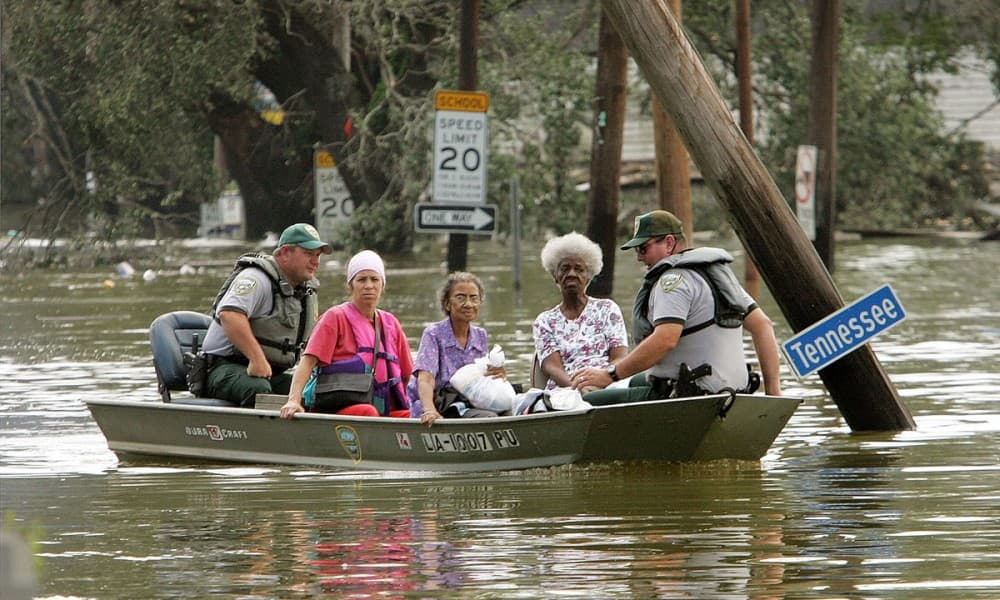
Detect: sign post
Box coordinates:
(314, 149, 353, 245)
(432, 90, 489, 205)
(782, 284, 906, 379)
(795, 145, 818, 241)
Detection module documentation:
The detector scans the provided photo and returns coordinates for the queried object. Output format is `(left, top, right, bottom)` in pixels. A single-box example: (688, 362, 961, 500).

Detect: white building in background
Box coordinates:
(617, 52, 1000, 164)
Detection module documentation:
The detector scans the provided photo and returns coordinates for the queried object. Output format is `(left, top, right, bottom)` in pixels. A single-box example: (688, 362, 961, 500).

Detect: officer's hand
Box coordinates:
(247, 358, 272, 378)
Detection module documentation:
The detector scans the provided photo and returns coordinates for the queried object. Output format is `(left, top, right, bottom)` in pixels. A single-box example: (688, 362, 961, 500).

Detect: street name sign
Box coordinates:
(415, 203, 496, 234)
(433, 90, 489, 204)
(782, 284, 906, 378)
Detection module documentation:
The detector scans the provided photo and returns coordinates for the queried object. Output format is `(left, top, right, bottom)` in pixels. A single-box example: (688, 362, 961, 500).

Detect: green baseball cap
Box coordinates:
(620, 210, 684, 250)
(277, 223, 332, 254)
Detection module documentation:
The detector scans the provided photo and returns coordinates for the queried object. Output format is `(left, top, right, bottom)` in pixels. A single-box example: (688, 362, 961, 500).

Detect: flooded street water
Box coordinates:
(1, 235, 998, 599)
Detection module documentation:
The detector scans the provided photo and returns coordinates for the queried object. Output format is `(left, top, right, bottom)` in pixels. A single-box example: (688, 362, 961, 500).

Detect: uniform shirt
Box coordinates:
(647, 267, 753, 392)
(201, 267, 274, 357)
(532, 298, 629, 389)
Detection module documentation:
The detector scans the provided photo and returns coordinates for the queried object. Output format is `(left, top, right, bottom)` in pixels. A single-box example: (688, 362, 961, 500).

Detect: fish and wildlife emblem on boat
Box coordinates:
(336, 425, 363, 463)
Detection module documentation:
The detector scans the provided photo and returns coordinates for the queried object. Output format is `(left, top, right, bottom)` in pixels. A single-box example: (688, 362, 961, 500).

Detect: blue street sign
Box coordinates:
(782, 284, 906, 378)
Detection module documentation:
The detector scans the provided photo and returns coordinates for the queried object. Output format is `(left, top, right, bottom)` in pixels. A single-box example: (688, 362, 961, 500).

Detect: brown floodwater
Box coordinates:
(1, 235, 998, 599)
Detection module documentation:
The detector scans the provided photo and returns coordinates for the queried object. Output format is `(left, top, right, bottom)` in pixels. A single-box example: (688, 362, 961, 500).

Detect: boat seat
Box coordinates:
(149, 310, 212, 403)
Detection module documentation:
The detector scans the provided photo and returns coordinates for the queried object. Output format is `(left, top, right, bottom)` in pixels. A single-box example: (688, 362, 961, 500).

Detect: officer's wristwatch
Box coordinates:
(606, 364, 620, 382)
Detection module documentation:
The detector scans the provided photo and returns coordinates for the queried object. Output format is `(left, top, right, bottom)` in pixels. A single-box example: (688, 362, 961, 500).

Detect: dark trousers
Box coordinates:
(582, 373, 659, 406)
(206, 360, 291, 408)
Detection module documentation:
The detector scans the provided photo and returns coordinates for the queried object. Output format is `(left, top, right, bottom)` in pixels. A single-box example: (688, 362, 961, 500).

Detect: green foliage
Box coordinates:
(685, 0, 996, 231)
(3, 1, 261, 239)
(477, 2, 597, 236)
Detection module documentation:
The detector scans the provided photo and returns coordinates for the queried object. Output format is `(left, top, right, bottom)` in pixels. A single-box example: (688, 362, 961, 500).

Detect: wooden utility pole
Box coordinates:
(651, 0, 693, 242)
(446, 0, 479, 273)
(586, 9, 628, 298)
(736, 0, 761, 300)
(601, 0, 914, 431)
(808, 0, 839, 272)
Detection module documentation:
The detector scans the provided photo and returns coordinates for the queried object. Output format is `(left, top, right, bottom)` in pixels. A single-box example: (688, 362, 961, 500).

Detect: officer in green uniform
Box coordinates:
(571, 210, 782, 403)
(201, 223, 331, 407)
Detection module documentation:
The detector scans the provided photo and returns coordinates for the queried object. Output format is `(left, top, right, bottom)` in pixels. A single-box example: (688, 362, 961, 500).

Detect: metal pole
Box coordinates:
(511, 175, 521, 292)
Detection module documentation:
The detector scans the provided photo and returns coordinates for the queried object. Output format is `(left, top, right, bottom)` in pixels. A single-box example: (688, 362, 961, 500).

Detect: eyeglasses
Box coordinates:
(451, 294, 481, 305)
(636, 236, 667, 256)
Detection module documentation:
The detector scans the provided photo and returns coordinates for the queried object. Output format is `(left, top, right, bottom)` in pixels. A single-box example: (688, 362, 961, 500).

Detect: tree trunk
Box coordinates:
(736, 0, 761, 300)
(601, 0, 914, 431)
(808, 0, 840, 272)
(586, 9, 628, 299)
(651, 0, 692, 242)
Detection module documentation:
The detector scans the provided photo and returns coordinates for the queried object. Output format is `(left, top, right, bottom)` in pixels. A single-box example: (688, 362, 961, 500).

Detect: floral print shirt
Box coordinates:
(532, 297, 628, 389)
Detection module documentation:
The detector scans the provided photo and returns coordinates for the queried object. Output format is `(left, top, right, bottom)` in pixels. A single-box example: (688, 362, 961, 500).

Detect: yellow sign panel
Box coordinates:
(315, 150, 335, 168)
(435, 90, 489, 112)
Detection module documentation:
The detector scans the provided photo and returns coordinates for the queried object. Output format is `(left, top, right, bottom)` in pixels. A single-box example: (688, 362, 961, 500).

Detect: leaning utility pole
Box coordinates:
(586, 9, 629, 298)
(446, 0, 479, 273)
(601, 0, 914, 431)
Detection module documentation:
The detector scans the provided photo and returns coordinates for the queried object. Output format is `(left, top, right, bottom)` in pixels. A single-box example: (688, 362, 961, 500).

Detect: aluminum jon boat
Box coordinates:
(86, 392, 799, 472)
(84, 310, 801, 472)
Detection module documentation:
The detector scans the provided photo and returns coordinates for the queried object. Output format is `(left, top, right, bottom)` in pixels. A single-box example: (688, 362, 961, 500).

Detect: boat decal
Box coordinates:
(336, 425, 362, 463)
(420, 429, 520, 453)
(396, 433, 412, 450)
(184, 425, 248, 441)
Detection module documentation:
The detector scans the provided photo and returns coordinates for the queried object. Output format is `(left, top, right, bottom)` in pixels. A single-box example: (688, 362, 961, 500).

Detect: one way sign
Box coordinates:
(414, 203, 497, 234)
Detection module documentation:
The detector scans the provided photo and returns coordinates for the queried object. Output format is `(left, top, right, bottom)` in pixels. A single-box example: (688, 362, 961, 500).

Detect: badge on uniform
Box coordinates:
(659, 272, 684, 293)
(233, 278, 258, 295)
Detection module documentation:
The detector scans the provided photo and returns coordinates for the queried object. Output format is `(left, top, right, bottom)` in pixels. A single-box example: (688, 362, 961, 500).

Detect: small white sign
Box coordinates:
(795, 145, 818, 241)
(314, 150, 353, 244)
(433, 91, 489, 204)
(414, 203, 496, 234)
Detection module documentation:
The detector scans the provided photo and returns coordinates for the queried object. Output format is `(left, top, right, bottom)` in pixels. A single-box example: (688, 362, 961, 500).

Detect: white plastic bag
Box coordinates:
(513, 387, 592, 414)
(449, 345, 515, 413)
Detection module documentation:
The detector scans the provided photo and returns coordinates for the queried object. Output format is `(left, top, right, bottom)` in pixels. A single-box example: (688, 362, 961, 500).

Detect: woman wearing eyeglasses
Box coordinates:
(531, 233, 629, 393)
(408, 272, 507, 424)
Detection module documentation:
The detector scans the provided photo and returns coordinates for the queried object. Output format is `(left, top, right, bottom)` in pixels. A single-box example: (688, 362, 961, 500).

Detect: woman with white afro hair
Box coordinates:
(532, 233, 629, 392)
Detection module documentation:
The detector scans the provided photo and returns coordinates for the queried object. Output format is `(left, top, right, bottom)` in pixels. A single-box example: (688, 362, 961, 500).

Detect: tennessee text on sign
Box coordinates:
(782, 284, 906, 378)
(433, 90, 489, 204)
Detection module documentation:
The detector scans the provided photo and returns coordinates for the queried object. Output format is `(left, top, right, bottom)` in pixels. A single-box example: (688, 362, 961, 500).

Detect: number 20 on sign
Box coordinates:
(433, 90, 489, 204)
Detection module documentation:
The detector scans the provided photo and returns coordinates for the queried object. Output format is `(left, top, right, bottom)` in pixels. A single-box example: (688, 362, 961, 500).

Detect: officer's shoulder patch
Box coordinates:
(659, 272, 684, 293)
(232, 277, 258, 295)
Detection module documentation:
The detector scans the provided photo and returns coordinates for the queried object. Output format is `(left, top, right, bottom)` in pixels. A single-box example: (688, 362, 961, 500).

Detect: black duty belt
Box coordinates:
(647, 375, 676, 399)
(208, 354, 249, 368)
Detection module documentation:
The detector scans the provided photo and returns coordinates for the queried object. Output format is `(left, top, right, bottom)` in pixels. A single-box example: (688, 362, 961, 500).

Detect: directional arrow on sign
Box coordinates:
(414, 203, 497, 234)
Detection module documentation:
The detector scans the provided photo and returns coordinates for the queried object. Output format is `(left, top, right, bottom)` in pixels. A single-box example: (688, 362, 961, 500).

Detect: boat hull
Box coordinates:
(85, 393, 800, 472)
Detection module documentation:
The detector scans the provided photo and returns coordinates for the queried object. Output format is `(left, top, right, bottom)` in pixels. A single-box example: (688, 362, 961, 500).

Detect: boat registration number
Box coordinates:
(420, 429, 519, 453)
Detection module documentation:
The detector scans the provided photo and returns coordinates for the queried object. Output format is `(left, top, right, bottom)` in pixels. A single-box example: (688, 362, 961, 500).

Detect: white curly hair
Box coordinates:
(540, 232, 603, 278)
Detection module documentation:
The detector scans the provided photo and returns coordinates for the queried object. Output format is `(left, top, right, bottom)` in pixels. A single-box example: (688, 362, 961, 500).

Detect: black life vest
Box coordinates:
(211, 252, 319, 370)
(632, 247, 752, 344)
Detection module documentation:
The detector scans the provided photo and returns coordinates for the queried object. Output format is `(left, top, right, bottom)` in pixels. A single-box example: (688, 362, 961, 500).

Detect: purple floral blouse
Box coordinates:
(532, 297, 628, 389)
(407, 318, 488, 416)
